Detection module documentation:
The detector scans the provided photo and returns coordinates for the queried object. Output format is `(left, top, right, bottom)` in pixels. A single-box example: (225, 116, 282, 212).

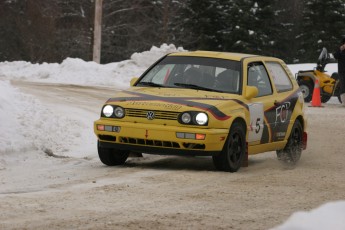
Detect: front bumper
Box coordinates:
(94, 119, 228, 156)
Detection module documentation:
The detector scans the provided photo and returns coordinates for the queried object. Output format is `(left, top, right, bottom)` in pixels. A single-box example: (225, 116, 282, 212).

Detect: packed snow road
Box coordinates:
(1, 80, 345, 230)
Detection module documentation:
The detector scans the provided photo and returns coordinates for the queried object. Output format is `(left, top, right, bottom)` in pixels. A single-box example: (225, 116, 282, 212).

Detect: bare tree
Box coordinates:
(0, 0, 93, 63)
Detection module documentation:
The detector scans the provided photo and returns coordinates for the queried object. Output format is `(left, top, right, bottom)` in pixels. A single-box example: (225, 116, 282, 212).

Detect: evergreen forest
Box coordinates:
(1, 0, 345, 64)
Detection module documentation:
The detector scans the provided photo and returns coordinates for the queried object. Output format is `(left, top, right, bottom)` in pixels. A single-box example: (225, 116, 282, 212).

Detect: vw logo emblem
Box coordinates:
(146, 111, 155, 120)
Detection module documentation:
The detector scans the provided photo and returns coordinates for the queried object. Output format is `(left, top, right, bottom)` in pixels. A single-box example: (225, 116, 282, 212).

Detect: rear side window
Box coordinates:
(265, 62, 293, 92)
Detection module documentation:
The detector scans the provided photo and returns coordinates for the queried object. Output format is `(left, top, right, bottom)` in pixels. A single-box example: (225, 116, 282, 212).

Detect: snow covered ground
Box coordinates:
(1, 44, 344, 229)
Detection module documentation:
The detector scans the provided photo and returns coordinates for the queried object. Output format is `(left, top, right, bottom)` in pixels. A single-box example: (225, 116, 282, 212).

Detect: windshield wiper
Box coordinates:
(174, 83, 224, 92)
(137, 82, 164, 87)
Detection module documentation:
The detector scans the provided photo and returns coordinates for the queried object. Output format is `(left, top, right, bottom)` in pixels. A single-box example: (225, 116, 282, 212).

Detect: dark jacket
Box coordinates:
(334, 48, 345, 74)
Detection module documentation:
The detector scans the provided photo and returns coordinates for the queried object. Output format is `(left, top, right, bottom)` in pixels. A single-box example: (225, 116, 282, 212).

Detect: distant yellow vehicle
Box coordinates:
(297, 48, 341, 103)
(94, 51, 308, 172)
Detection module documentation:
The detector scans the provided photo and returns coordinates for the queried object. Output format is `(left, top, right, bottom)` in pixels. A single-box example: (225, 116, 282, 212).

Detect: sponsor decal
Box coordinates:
(264, 90, 299, 142)
(126, 101, 182, 111)
(248, 103, 264, 143)
(276, 132, 286, 138)
(275, 101, 291, 126)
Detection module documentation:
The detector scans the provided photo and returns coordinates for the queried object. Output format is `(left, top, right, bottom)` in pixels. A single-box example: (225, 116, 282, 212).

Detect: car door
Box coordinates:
(264, 61, 296, 142)
(245, 61, 275, 145)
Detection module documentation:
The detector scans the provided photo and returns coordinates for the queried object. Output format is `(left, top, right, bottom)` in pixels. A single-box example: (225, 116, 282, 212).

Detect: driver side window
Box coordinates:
(248, 62, 273, 97)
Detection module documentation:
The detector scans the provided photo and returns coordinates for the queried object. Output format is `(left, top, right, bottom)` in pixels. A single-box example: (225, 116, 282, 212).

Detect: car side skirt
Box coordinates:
(248, 140, 287, 155)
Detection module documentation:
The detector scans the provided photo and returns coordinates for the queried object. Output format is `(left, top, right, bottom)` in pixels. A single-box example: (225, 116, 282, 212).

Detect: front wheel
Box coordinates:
(276, 120, 303, 165)
(98, 141, 129, 166)
(298, 80, 313, 102)
(213, 122, 246, 172)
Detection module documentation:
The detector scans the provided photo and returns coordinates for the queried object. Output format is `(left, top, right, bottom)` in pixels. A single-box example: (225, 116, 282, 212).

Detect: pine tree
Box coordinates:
(273, 0, 303, 63)
(252, 0, 279, 56)
(298, 0, 345, 62)
(220, 0, 251, 53)
(172, 0, 227, 51)
(222, 0, 279, 56)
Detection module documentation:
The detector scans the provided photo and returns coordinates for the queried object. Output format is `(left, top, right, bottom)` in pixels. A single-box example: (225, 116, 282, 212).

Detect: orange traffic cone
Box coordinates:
(310, 79, 322, 107)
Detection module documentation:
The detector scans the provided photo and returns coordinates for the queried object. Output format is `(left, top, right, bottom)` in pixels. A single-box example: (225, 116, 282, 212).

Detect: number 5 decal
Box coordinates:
(255, 118, 261, 133)
(248, 103, 264, 142)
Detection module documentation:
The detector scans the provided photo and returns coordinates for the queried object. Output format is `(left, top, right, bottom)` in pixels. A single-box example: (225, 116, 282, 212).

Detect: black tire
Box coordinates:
(298, 80, 313, 102)
(331, 73, 341, 103)
(276, 120, 303, 165)
(212, 122, 246, 172)
(321, 95, 331, 103)
(97, 141, 129, 166)
(331, 72, 339, 81)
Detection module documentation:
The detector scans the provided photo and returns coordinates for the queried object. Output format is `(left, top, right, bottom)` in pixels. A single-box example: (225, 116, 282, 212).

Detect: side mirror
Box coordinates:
(130, 77, 139, 86)
(245, 86, 258, 100)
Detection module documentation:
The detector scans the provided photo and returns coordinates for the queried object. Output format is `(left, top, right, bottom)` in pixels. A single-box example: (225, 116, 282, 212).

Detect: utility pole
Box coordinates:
(93, 0, 103, 63)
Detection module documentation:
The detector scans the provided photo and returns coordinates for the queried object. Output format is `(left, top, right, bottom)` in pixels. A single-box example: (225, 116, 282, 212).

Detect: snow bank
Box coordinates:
(272, 201, 345, 230)
(0, 80, 85, 156)
(0, 44, 184, 89)
(0, 80, 32, 152)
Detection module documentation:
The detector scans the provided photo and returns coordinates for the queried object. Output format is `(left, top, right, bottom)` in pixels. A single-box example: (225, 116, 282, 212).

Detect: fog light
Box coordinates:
(185, 133, 195, 139)
(105, 125, 113, 132)
(176, 132, 184, 138)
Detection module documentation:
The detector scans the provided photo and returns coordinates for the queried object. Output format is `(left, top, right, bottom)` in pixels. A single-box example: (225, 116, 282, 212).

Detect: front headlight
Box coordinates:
(195, 112, 208, 125)
(103, 105, 114, 117)
(181, 112, 192, 124)
(178, 111, 208, 126)
(114, 106, 125, 118)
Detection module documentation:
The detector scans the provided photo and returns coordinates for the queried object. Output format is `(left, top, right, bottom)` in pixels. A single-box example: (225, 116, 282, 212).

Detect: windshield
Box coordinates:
(136, 56, 242, 94)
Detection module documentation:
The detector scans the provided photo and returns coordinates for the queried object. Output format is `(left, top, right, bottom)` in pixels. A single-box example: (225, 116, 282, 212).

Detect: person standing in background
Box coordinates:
(334, 37, 345, 106)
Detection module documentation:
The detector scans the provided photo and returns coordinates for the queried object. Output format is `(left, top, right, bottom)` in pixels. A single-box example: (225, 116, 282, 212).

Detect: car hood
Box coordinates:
(105, 87, 244, 121)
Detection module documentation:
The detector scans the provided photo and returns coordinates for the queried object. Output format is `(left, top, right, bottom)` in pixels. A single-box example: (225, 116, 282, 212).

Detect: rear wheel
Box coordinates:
(321, 95, 331, 103)
(213, 122, 246, 172)
(276, 120, 303, 165)
(298, 80, 313, 102)
(331, 72, 339, 81)
(331, 73, 342, 103)
(98, 141, 129, 166)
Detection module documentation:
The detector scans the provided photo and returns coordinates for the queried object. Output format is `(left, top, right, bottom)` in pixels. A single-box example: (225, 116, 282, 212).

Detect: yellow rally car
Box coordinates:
(94, 51, 308, 172)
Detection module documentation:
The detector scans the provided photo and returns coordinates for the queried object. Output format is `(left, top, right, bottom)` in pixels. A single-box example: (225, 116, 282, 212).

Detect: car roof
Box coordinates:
(168, 50, 259, 61)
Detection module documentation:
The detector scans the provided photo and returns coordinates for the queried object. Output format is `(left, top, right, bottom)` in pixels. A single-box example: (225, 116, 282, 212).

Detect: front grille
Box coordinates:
(182, 143, 205, 150)
(119, 137, 180, 148)
(125, 109, 179, 120)
(99, 135, 116, 142)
